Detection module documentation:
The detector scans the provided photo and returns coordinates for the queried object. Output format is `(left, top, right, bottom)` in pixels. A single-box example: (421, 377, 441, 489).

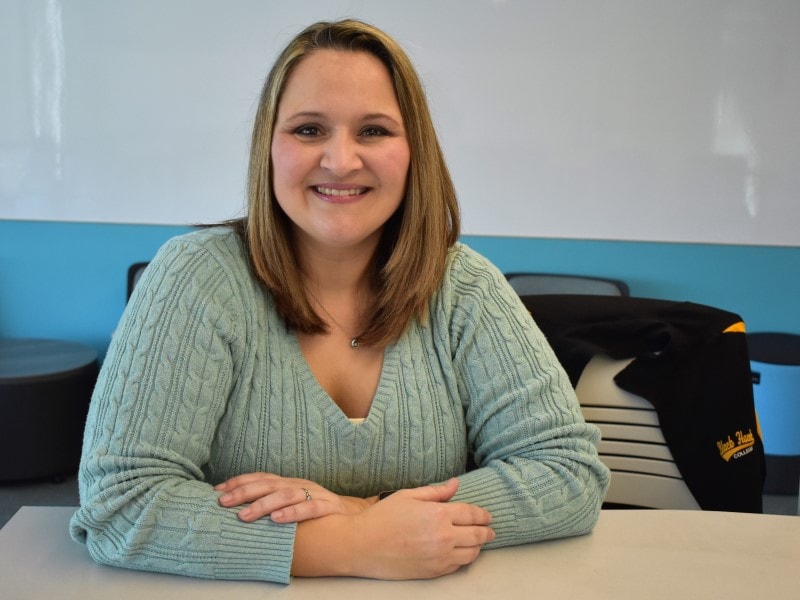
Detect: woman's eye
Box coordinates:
(294, 125, 321, 137)
(361, 126, 388, 137)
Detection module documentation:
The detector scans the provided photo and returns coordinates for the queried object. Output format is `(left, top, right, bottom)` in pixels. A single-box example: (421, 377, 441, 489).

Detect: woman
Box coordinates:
(70, 19, 608, 583)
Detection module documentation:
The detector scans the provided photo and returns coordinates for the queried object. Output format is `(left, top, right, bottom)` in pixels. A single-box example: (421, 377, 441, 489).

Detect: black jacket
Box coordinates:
(522, 294, 765, 513)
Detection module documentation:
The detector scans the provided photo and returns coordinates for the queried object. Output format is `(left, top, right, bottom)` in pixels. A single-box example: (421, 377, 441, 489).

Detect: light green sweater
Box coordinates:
(70, 227, 608, 584)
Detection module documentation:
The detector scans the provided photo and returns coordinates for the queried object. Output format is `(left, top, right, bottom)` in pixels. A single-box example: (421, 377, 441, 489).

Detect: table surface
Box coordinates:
(1, 507, 798, 600)
(0, 338, 98, 380)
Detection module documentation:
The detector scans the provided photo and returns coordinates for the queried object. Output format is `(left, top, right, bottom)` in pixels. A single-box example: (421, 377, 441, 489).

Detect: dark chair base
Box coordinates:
(0, 340, 99, 481)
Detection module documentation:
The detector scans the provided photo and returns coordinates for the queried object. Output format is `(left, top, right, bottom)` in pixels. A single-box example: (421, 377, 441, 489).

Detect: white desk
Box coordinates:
(1, 507, 797, 599)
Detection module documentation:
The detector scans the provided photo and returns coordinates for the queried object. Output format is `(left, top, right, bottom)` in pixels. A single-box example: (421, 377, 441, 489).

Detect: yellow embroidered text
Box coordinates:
(716, 429, 756, 462)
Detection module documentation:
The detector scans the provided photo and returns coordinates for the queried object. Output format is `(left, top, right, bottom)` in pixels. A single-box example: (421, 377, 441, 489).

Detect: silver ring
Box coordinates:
(302, 487, 312, 502)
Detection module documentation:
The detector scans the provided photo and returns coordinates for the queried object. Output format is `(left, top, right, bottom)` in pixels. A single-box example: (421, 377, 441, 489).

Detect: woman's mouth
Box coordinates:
(313, 186, 368, 197)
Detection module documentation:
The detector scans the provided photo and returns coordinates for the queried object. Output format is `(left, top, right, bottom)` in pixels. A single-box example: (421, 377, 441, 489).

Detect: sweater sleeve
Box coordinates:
(439, 247, 610, 546)
(69, 233, 296, 584)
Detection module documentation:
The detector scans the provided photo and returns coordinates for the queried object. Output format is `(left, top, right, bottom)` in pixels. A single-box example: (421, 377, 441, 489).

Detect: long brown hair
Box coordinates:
(238, 19, 460, 346)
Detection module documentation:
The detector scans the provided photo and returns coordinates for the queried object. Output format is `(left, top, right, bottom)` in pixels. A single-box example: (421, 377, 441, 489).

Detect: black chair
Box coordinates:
(127, 262, 150, 301)
(505, 273, 629, 296)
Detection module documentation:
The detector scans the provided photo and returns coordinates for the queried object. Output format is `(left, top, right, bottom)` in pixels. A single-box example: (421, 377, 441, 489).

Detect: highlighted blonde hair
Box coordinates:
(238, 19, 460, 346)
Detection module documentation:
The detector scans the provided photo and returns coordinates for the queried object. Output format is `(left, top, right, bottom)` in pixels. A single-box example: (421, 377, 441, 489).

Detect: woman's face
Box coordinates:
(271, 49, 411, 255)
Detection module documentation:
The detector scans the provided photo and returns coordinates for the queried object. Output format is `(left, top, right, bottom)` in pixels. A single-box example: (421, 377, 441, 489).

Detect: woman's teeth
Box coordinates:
(315, 186, 365, 196)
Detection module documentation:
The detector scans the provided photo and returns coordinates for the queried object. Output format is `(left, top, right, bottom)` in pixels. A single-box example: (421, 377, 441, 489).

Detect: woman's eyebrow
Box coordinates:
(281, 111, 325, 121)
(361, 113, 403, 126)
(282, 111, 402, 125)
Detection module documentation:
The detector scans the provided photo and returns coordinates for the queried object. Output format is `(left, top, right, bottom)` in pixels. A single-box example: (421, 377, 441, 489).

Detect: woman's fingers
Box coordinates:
(448, 501, 493, 526)
(399, 477, 459, 503)
(450, 544, 483, 567)
(215, 473, 315, 519)
(237, 486, 316, 522)
(215, 472, 279, 504)
(389, 480, 493, 530)
(268, 498, 320, 523)
(454, 522, 496, 551)
(215, 472, 369, 523)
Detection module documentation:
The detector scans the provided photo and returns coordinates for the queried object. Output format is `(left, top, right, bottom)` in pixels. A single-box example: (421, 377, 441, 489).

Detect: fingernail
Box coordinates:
(238, 508, 252, 521)
(271, 510, 285, 522)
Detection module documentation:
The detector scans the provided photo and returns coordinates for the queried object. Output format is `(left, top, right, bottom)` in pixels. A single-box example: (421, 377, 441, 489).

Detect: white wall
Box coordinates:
(2, 0, 798, 246)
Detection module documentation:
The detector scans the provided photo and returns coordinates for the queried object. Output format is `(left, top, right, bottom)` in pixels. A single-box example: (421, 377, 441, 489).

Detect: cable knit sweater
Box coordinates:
(69, 227, 608, 584)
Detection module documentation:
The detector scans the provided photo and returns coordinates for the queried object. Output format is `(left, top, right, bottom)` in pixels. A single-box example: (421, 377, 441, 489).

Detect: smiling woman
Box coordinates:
(242, 21, 461, 350)
(68, 19, 609, 585)
(270, 49, 410, 258)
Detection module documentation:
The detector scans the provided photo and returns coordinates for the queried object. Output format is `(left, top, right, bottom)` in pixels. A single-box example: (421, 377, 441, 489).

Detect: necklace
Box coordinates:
(307, 288, 361, 349)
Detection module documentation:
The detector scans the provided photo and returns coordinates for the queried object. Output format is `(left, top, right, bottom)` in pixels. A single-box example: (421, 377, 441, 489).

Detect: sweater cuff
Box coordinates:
(215, 514, 297, 584)
(453, 468, 522, 541)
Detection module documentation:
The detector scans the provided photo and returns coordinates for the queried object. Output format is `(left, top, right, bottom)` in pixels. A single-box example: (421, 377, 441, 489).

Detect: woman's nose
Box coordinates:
(320, 133, 363, 176)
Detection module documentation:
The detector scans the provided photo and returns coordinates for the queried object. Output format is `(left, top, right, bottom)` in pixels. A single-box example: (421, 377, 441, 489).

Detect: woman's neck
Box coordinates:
(296, 236, 377, 298)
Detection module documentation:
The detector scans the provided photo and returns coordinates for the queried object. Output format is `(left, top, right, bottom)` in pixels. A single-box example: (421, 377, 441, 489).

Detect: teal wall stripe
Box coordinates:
(1, 220, 797, 359)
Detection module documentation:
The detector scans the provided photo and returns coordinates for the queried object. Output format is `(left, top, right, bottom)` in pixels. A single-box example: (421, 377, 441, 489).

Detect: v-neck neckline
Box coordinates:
(288, 332, 396, 431)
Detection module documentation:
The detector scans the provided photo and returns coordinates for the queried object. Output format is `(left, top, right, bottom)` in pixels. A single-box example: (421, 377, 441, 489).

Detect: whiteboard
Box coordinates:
(1, 0, 799, 246)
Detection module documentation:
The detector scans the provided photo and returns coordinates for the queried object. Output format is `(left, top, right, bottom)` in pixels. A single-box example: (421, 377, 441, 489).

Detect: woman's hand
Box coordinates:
(352, 478, 495, 579)
(215, 472, 371, 523)
(291, 478, 495, 579)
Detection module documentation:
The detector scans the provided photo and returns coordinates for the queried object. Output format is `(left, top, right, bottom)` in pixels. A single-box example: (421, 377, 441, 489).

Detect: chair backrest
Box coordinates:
(127, 262, 150, 301)
(505, 273, 629, 297)
(575, 353, 699, 510)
